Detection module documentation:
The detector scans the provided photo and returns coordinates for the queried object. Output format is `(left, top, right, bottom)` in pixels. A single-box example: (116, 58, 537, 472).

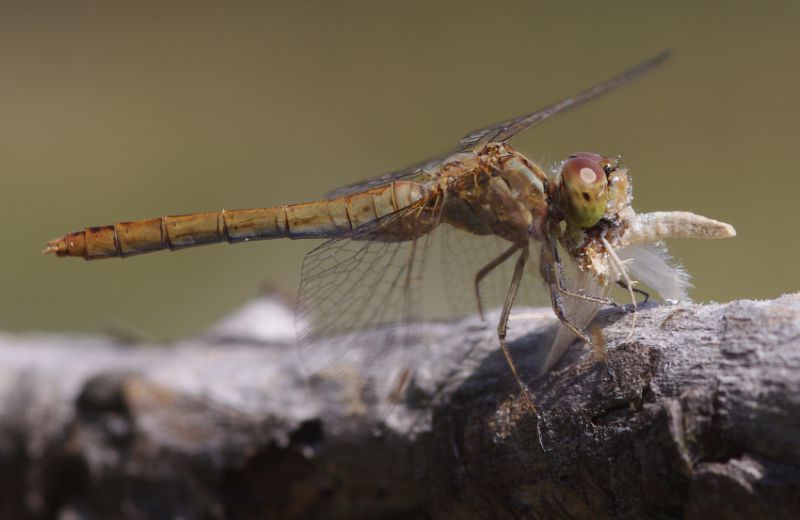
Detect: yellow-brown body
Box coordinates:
(42, 50, 739, 422)
(45, 144, 553, 260)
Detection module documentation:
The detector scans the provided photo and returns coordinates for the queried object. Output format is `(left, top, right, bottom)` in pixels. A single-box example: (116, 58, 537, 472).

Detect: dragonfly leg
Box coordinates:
(617, 281, 650, 305)
(559, 287, 618, 307)
(538, 239, 599, 348)
(497, 245, 547, 450)
(474, 243, 521, 321)
(496, 246, 541, 408)
(556, 276, 619, 307)
(548, 281, 596, 346)
(601, 237, 638, 342)
(549, 243, 619, 307)
(547, 267, 614, 379)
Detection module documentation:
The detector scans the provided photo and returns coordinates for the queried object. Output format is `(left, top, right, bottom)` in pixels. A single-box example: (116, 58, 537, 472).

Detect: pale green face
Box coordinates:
(559, 152, 613, 228)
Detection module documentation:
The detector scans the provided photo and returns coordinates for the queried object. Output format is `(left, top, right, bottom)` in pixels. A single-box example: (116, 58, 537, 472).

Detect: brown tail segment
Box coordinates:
(43, 181, 428, 260)
(43, 207, 291, 260)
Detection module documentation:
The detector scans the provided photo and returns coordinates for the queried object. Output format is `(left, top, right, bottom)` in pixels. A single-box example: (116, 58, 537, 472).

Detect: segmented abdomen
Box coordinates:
(44, 181, 427, 260)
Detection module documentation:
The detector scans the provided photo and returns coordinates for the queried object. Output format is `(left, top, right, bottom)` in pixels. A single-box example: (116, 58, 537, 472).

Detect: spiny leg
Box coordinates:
(546, 271, 617, 377)
(474, 243, 521, 321)
(547, 275, 596, 347)
(617, 282, 650, 305)
(538, 238, 599, 348)
(559, 287, 619, 307)
(546, 261, 619, 379)
(496, 246, 537, 407)
(536, 236, 625, 384)
(496, 244, 546, 449)
(601, 237, 637, 341)
(550, 243, 620, 307)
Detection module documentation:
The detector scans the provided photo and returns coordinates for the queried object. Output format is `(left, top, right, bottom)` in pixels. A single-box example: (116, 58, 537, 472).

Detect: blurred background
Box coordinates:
(1, 1, 797, 340)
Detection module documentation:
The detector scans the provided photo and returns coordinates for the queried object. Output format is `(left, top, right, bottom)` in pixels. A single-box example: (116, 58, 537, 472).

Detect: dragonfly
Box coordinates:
(44, 50, 735, 419)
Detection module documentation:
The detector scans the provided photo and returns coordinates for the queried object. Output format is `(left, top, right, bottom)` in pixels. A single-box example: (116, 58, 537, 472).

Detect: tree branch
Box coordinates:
(0, 294, 798, 519)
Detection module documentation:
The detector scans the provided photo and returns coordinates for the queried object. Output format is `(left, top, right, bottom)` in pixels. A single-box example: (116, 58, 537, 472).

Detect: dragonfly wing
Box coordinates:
(324, 155, 443, 199)
(440, 226, 550, 320)
(295, 196, 442, 425)
(457, 50, 671, 151)
(327, 52, 669, 200)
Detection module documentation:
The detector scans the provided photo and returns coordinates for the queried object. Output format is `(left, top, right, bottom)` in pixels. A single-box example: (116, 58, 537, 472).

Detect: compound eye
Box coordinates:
(560, 155, 609, 228)
(569, 152, 616, 176)
(568, 151, 603, 162)
(562, 156, 606, 193)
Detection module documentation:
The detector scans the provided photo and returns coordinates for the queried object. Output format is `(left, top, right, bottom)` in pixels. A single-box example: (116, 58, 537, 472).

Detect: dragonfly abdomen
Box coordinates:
(43, 209, 289, 260)
(43, 181, 428, 259)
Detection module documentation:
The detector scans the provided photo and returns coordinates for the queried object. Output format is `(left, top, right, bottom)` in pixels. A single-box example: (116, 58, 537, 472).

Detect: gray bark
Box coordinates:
(0, 294, 798, 519)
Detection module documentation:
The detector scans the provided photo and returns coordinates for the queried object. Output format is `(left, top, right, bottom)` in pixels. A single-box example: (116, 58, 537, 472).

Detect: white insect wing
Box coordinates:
(617, 243, 691, 303)
(540, 268, 610, 374)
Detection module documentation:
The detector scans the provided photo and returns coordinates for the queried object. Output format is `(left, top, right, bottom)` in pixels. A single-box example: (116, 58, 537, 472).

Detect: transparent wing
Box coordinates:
(457, 50, 671, 151)
(324, 155, 443, 199)
(325, 52, 669, 201)
(440, 226, 551, 320)
(441, 230, 614, 374)
(295, 197, 442, 421)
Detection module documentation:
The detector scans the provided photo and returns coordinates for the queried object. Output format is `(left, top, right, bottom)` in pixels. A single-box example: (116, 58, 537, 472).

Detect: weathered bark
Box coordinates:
(0, 294, 798, 519)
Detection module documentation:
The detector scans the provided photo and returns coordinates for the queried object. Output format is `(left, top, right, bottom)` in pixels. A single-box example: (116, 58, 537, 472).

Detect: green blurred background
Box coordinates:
(1, 1, 797, 340)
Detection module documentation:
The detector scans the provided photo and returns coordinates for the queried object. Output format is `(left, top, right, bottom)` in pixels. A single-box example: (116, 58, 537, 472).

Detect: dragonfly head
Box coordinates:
(559, 152, 615, 228)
